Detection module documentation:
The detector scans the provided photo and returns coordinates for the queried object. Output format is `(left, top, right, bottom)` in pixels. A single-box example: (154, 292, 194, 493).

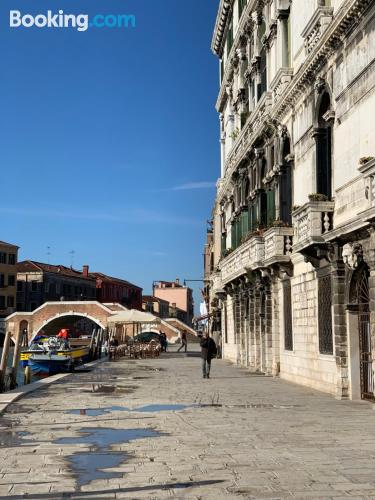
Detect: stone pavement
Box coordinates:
(1, 347, 375, 499)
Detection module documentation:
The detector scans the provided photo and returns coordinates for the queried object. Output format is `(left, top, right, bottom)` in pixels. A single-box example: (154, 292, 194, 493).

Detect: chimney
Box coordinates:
(82, 265, 89, 278)
(175, 278, 180, 286)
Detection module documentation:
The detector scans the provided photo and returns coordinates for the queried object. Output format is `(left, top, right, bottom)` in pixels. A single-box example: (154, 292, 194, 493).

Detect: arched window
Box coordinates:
(315, 92, 332, 199)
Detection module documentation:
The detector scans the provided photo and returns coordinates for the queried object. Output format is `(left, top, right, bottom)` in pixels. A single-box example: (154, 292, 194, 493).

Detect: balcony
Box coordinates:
(292, 199, 335, 254)
(301, 6, 334, 56)
(270, 68, 294, 104)
(264, 226, 294, 266)
(210, 271, 223, 295)
(249, 236, 265, 270)
(219, 92, 273, 199)
(220, 234, 265, 285)
(358, 158, 375, 222)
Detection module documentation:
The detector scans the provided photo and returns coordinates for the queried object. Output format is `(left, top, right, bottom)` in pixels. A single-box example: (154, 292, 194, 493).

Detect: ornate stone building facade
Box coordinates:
(206, 0, 375, 400)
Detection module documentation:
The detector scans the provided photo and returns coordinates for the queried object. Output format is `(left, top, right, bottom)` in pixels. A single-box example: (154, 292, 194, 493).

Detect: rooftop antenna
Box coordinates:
(69, 250, 75, 268)
(47, 246, 51, 264)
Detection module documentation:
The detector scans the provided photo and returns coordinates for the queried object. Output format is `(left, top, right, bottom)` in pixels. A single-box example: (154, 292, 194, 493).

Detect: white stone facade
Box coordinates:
(206, 0, 375, 401)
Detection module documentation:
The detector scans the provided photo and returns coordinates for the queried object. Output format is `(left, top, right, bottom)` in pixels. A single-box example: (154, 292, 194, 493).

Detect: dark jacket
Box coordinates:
(200, 337, 217, 361)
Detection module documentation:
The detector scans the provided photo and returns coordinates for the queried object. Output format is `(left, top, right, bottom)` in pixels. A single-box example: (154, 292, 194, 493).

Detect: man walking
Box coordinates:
(200, 332, 217, 379)
(177, 330, 187, 353)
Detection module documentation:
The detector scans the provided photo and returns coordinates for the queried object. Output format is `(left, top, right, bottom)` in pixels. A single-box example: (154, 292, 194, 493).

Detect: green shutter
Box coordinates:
(267, 190, 276, 226)
(241, 210, 249, 241)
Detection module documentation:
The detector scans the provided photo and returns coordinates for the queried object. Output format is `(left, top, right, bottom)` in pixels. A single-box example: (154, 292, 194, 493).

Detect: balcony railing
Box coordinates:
(264, 226, 294, 266)
(220, 234, 265, 284)
(358, 158, 375, 221)
(270, 68, 294, 104)
(210, 271, 223, 295)
(301, 6, 334, 56)
(292, 200, 335, 253)
(249, 236, 265, 270)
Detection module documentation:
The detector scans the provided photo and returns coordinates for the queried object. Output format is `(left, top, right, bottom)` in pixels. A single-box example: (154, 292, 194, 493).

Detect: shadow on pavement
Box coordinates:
(1, 479, 225, 499)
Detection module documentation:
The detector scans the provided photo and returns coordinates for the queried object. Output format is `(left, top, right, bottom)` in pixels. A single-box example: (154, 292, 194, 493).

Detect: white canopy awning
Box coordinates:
(107, 309, 160, 324)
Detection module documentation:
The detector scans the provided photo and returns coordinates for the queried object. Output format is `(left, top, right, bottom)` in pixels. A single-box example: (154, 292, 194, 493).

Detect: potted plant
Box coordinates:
(359, 156, 375, 166)
(308, 193, 329, 202)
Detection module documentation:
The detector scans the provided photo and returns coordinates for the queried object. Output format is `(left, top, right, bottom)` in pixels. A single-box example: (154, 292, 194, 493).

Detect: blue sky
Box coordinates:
(0, 0, 219, 309)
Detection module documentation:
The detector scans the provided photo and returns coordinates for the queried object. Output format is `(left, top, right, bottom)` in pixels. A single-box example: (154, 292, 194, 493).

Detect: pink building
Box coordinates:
(153, 279, 194, 326)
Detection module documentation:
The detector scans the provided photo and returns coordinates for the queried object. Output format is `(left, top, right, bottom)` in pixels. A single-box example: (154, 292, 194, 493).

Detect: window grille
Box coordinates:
(283, 281, 293, 351)
(318, 274, 333, 354)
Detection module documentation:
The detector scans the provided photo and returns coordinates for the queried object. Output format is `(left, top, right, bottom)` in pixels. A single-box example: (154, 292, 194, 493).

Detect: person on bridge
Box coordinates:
(200, 332, 217, 379)
(177, 330, 187, 353)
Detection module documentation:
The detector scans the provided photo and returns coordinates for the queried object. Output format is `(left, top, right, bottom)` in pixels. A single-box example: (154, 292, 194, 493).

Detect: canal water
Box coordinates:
(0, 347, 42, 389)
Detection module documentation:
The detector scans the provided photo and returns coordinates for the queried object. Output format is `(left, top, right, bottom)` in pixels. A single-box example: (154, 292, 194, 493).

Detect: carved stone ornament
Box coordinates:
(342, 243, 363, 270)
(314, 76, 326, 95)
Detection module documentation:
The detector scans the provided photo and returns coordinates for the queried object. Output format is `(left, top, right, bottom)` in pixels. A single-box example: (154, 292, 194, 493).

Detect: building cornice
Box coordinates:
(216, 0, 372, 201)
(215, 0, 264, 111)
(270, 0, 372, 121)
(211, 0, 234, 57)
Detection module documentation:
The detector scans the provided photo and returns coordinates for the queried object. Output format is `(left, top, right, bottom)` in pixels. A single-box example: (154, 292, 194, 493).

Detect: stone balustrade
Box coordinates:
(270, 68, 294, 104)
(292, 200, 335, 253)
(220, 234, 265, 284)
(301, 6, 334, 56)
(210, 271, 223, 295)
(263, 226, 294, 266)
(358, 158, 375, 222)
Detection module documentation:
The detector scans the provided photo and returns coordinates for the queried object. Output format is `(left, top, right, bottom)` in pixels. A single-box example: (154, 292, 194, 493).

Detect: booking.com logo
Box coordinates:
(9, 10, 136, 32)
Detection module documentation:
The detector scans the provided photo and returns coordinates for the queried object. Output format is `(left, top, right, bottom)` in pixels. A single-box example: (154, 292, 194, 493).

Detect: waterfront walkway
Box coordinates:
(1, 347, 375, 499)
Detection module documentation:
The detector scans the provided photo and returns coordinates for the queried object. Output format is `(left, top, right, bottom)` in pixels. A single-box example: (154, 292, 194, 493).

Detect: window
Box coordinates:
(266, 190, 276, 226)
(239, 0, 247, 19)
(258, 47, 267, 99)
(8, 254, 16, 265)
(17, 281, 23, 292)
(0, 253, 6, 264)
(0, 295, 5, 309)
(7, 296, 14, 308)
(31, 281, 38, 292)
(283, 281, 293, 351)
(8, 275, 15, 287)
(318, 274, 333, 354)
(0, 274, 5, 288)
(315, 92, 332, 199)
(279, 137, 293, 225)
(227, 23, 233, 57)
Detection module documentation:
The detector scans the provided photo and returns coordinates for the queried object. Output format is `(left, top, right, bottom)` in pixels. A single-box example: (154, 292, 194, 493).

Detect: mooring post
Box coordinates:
(0, 331, 12, 392)
(10, 327, 23, 390)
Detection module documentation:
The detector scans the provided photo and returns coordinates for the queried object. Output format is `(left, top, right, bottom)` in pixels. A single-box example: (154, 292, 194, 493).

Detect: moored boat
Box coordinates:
(21, 333, 90, 375)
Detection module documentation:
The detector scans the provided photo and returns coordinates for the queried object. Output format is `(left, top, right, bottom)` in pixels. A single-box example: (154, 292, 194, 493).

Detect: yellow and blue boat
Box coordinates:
(21, 336, 90, 375)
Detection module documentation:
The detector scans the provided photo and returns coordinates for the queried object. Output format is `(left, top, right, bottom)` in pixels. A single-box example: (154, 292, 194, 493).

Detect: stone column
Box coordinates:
(248, 287, 256, 370)
(271, 275, 281, 376)
(264, 285, 273, 374)
(330, 253, 349, 399)
(277, 9, 290, 68)
(254, 285, 262, 372)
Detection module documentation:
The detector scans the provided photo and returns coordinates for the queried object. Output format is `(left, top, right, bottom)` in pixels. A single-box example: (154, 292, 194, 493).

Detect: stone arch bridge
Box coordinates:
(5, 301, 197, 345)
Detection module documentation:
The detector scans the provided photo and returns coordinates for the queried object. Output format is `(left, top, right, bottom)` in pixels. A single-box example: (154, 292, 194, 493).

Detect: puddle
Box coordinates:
(80, 384, 139, 395)
(134, 404, 194, 413)
(65, 404, 197, 417)
(66, 406, 128, 417)
(54, 427, 163, 486)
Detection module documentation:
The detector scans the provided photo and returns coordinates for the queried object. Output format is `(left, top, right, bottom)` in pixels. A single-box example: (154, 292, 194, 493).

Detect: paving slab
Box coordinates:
(0, 347, 375, 498)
